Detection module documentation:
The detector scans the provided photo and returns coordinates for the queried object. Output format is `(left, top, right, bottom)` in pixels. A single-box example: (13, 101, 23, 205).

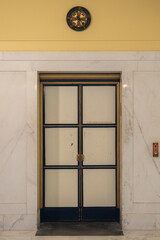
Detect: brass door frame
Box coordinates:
(40, 73, 120, 214)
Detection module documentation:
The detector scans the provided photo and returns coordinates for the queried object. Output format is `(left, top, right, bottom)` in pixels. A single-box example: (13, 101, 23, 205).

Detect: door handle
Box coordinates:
(77, 154, 84, 162)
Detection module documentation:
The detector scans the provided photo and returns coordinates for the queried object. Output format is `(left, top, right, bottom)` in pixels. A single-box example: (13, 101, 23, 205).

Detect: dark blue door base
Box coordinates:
(40, 207, 120, 222)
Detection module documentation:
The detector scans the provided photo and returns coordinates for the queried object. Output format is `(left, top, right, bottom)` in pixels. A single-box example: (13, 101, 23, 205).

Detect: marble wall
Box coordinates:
(0, 52, 160, 230)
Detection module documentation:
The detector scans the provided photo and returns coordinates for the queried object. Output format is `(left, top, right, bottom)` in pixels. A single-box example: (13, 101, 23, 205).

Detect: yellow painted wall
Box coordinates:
(0, 0, 160, 51)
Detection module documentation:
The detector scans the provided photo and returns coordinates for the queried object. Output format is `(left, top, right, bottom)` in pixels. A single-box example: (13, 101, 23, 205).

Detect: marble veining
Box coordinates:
(133, 73, 160, 205)
(0, 52, 160, 230)
(9, 215, 24, 231)
(135, 114, 160, 176)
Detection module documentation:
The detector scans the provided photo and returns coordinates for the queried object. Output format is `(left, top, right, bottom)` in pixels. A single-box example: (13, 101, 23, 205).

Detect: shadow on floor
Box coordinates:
(36, 222, 123, 236)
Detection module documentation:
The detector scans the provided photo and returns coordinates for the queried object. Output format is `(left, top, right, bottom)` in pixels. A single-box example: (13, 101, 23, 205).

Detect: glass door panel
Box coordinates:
(83, 86, 115, 124)
(45, 128, 78, 165)
(45, 169, 78, 207)
(83, 169, 116, 207)
(44, 86, 78, 124)
(83, 127, 116, 165)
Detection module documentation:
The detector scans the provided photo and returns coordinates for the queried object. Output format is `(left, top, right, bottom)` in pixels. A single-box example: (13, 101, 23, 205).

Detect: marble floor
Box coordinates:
(0, 231, 160, 240)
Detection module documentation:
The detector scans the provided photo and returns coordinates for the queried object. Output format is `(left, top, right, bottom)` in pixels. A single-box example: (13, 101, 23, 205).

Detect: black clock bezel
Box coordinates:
(66, 6, 91, 31)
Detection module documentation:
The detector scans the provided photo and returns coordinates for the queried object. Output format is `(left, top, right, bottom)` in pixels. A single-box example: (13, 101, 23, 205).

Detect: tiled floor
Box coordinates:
(0, 231, 160, 240)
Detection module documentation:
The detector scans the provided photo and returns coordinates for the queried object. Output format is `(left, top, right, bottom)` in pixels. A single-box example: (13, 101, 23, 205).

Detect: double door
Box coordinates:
(40, 77, 120, 222)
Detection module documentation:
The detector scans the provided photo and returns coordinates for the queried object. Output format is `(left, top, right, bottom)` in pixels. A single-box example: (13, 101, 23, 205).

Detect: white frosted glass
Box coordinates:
(45, 169, 78, 207)
(44, 86, 78, 124)
(83, 86, 115, 123)
(83, 128, 115, 165)
(83, 169, 116, 207)
(45, 128, 78, 165)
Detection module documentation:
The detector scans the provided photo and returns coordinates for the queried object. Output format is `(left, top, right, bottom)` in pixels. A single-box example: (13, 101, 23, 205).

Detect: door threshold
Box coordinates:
(36, 222, 123, 236)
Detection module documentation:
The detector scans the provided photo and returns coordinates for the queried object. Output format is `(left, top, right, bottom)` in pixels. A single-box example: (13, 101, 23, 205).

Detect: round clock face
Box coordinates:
(66, 6, 91, 31)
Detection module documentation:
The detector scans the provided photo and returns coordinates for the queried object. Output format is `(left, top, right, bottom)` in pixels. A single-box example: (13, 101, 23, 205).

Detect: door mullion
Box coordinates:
(78, 85, 83, 221)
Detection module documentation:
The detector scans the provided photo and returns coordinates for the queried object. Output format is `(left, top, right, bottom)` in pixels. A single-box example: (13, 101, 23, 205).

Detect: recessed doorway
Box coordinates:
(39, 73, 120, 223)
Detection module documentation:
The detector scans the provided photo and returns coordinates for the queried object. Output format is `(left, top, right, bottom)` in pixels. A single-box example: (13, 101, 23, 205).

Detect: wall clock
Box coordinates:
(66, 6, 91, 31)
